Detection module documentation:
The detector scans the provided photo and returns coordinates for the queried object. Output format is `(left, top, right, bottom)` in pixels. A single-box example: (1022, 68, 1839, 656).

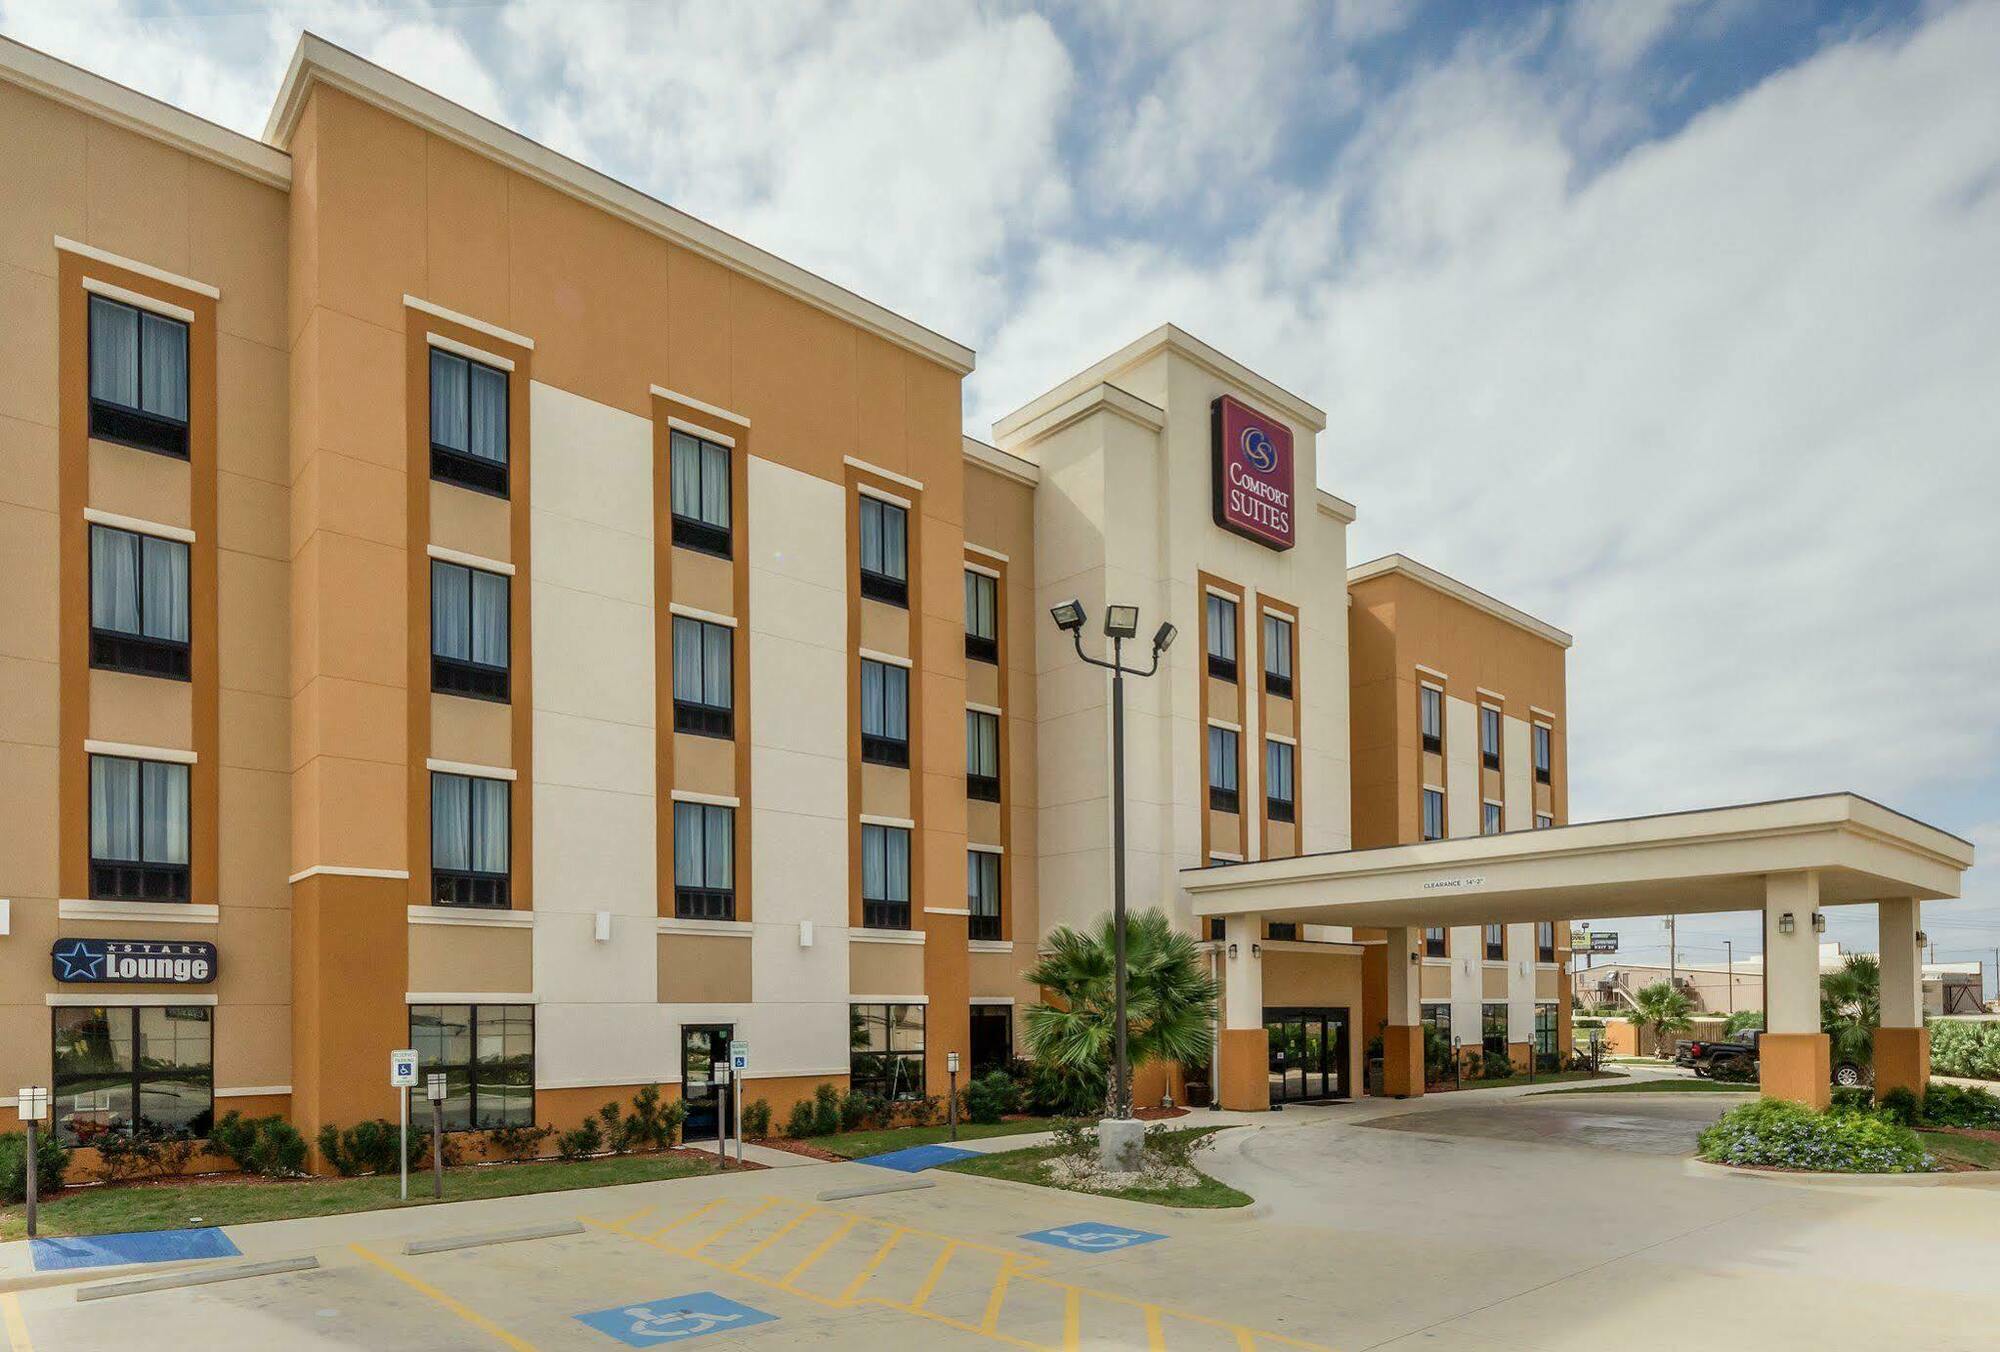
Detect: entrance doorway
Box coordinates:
(1265, 1006, 1350, 1103)
(680, 1023, 735, 1139)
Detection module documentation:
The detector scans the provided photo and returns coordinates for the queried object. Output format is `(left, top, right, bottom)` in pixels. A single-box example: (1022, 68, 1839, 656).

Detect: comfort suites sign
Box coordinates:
(1210, 395, 1295, 550)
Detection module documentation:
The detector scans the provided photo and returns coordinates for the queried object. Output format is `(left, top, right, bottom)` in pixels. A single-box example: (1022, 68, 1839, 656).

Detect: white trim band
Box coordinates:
(216, 1085, 292, 1099)
(49, 993, 217, 1007)
(58, 237, 220, 299)
(83, 276, 197, 323)
(671, 789, 740, 808)
(407, 905, 533, 928)
(657, 917, 754, 937)
(668, 603, 738, 628)
(964, 560, 1001, 580)
(924, 907, 972, 916)
(1206, 717, 1242, 733)
(404, 295, 534, 350)
(859, 648, 912, 669)
(844, 455, 923, 492)
(407, 992, 539, 1004)
(968, 842, 1004, 856)
(964, 542, 1009, 564)
(84, 739, 195, 764)
(651, 386, 750, 429)
(966, 701, 1003, 716)
(290, 865, 410, 884)
(858, 813, 915, 829)
(426, 331, 515, 373)
(1266, 731, 1298, 747)
(666, 415, 736, 448)
(59, 899, 218, 924)
(1204, 583, 1242, 602)
(83, 507, 195, 544)
(1415, 663, 1449, 682)
(851, 929, 925, 946)
(856, 482, 912, 510)
(851, 993, 929, 1004)
(426, 758, 517, 782)
(426, 543, 515, 577)
(970, 995, 1016, 1005)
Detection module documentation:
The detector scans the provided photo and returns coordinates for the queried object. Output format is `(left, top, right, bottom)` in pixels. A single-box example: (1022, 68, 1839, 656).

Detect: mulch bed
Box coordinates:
(751, 1138, 847, 1163)
(660, 1146, 767, 1171)
(1133, 1107, 1190, 1121)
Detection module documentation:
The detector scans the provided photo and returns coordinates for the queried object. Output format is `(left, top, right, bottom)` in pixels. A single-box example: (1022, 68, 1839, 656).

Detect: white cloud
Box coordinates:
(1563, 0, 1699, 73)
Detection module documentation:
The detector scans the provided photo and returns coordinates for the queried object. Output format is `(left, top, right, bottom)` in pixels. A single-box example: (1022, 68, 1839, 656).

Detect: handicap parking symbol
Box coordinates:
(575, 1291, 777, 1345)
(1021, 1222, 1165, 1253)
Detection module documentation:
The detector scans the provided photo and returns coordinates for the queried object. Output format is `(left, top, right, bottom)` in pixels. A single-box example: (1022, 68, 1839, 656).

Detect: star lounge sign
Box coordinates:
(1211, 394, 1296, 551)
(51, 938, 218, 985)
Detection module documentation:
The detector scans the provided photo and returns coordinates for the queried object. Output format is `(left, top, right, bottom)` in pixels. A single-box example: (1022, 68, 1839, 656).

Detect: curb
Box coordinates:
(76, 1255, 319, 1301)
(0, 1256, 231, 1297)
(403, 1220, 584, 1255)
(1682, 1157, 2000, 1188)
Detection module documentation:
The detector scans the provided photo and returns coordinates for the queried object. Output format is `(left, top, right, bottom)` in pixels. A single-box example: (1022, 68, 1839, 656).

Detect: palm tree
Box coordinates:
(1023, 909, 1219, 1111)
(1820, 954, 1880, 1072)
(1631, 981, 1695, 1057)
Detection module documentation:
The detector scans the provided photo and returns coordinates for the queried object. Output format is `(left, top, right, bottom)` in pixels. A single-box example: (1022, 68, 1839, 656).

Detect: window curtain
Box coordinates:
(1264, 616, 1291, 677)
(967, 711, 998, 775)
(1207, 595, 1235, 659)
(862, 500, 906, 579)
(702, 624, 731, 706)
(432, 774, 471, 870)
(673, 802, 702, 886)
(467, 363, 508, 464)
(885, 827, 910, 900)
(142, 761, 189, 865)
(882, 504, 906, 578)
(140, 312, 188, 421)
(704, 805, 733, 889)
(142, 536, 190, 641)
(862, 825, 886, 899)
(88, 298, 139, 407)
(430, 350, 468, 453)
(968, 852, 998, 915)
(90, 527, 141, 634)
(470, 779, 508, 873)
(699, 442, 729, 526)
(965, 572, 995, 638)
(432, 563, 471, 661)
(670, 433, 700, 518)
(672, 618, 702, 703)
(90, 756, 140, 861)
(863, 661, 907, 738)
(1208, 727, 1237, 790)
(470, 570, 509, 667)
(1267, 742, 1292, 801)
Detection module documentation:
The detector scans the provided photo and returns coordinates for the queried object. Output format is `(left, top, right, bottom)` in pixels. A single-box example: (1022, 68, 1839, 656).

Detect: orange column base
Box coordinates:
(1759, 1033, 1830, 1110)
(1382, 1024, 1425, 1098)
(1218, 1028, 1271, 1111)
(1507, 1041, 1533, 1074)
(1872, 1026, 1930, 1101)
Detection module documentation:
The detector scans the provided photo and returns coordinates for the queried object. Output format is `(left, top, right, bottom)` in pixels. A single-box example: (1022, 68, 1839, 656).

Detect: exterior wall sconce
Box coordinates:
(1251, 942, 1263, 958)
(1778, 912, 1796, 935)
(1916, 930, 1929, 946)
(1812, 911, 1827, 934)
(1227, 943, 1238, 959)
(1408, 950, 1420, 966)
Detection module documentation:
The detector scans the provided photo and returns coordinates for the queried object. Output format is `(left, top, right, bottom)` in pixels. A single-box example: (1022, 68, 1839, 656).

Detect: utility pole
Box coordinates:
(1666, 915, 1678, 988)
(1725, 940, 1734, 1015)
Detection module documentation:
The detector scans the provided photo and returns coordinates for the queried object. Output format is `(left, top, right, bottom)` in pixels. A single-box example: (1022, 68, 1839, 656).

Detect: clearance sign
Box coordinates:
(1210, 395, 1295, 550)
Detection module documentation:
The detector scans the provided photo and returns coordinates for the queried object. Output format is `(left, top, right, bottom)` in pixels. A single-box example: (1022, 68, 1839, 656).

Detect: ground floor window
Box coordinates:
(970, 1005, 1013, 1079)
(850, 1003, 925, 1100)
(52, 1005, 212, 1145)
(1534, 1003, 1559, 1061)
(409, 1004, 535, 1130)
(1420, 1003, 1451, 1042)
(1481, 1002, 1508, 1057)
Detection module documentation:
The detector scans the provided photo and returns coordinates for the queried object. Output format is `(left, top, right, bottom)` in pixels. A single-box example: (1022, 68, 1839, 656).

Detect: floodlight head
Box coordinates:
(1151, 621, 1178, 654)
(1104, 604, 1140, 640)
(1050, 599, 1087, 632)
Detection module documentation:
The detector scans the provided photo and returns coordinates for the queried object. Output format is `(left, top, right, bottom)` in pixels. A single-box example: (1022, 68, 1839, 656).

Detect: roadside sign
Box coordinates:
(574, 1292, 775, 1344)
(1588, 932, 1619, 953)
(1022, 1222, 1165, 1253)
(729, 1043, 748, 1072)
(390, 1050, 419, 1087)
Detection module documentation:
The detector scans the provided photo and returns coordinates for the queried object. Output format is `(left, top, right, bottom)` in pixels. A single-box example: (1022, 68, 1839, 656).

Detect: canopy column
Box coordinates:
(1217, 913, 1269, 1111)
(1761, 870, 1830, 1109)
(1382, 926, 1424, 1098)
(1874, 898, 1927, 1100)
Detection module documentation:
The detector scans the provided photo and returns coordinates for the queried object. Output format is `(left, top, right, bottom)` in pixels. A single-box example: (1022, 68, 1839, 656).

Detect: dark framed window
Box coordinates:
(432, 772, 510, 907)
(1482, 801, 1503, 836)
(1534, 1003, 1558, 1059)
(966, 709, 1000, 801)
(970, 1005, 1012, 1079)
(1262, 613, 1293, 698)
(409, 1003, 534, 1131)
(964, 570, 998, 664)
(431, 560, 510, 701)
(861, 823, 911, 930)
(861, 659, 910, 766)
(1205, 593, 1238, 681)
(968, 849, 1001, 941)
(1265, 739, 1295, 823)
(89, 524, 190, 680)
(1484, 924, 1505, 961)
(669, 429, 732, 556)
(672, 616, 733, 737)
(1535, 813, 1554, 830)
(1207, 917, 1226, 941)
(1267, 922, 1298, 941)
(850, 1002, 924, 1100)
(1482, 1002, 1508, 1057)
(1480, 705, 1502, 770)
(1534, 723, 1552, 784)
(1207, 725, 1239, 813)
(1424, 926, 1447, 958)
(88, 295, 188, 458)
(673, 801, 735, 919)
(1420, 788, 1444, 842)
(1420, 685, 1443, 754)
(1536, 921, 1557, 963)
(1421, 1002, 1451, 1042)
(89, 754, 190, 902)
(52, 1005, 211, 1145)
(429, 347, 509, 496)
(859, 496, 908, 606)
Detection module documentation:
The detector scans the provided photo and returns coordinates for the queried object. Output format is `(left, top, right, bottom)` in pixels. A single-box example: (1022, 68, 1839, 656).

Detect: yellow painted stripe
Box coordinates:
(1237, 1327, 1258, 1352)
(781, 1215, 859, 1289)
(1145, 1305, 1167, 1351)
(651, 1196, 727, 1238)
(730, 1204, 819, 1270)
(1063, 1287, 1082, 1351)
(980, 1264, 1014, 1334)
(908, 1241, 958, 1311)
(2, 1293, 34, 1352)
(837, 1226, 906, 1303)
(687, 1197, 778, 1254)
(349, 1243, 540, 1352)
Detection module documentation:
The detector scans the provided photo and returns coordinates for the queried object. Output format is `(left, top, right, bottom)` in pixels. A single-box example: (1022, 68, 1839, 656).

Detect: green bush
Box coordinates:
(486, 1121, 555, 1162)
(1422, 1025, 1454, 1084)
(624, 1085, 686, 1151)
(1918, 1081, 2000, 1128)
(1876, 1087, 1921, 1126)
(556, 1117, 603, 1161)
(1709, 1055, 1759, 1084)
(316, 1118, 404, 1176)
(1697, 1100, 1933, 1174)
(1025, 1059, 1107, 1117)
(966, 1071, 1021, 1124)
(210, 1112, 306, 1178)
(411, 1128, 465, 1170)
(741, 1099, 772, 1140)
(1829, 1086, 1873, 1112)
(811, 1083, 842, 1137)
(1479, 1050, 1515, 1080)
(1929, 1021, 2000, 1080)
(784, 1098, 818, 1139)
(1723, 1009, 1765, 1038)
(837, 1088, 873, 1132)
(0, 1130, 71, 1204)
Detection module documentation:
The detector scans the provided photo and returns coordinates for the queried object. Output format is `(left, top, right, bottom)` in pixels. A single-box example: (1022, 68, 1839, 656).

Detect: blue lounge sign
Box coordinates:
(51, 938, 218, 984)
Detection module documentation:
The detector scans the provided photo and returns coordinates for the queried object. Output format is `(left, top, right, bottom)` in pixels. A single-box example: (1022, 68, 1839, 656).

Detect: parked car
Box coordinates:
(1681, 1031, 1869, 1086)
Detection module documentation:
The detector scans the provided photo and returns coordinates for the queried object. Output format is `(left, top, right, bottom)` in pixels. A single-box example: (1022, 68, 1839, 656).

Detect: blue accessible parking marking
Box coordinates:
(32, 1226, 241, 1271)
(859, 1143, 981, 1173)
(575, 1292, 777, 1344)
(1021, 1222, 1166, 1253)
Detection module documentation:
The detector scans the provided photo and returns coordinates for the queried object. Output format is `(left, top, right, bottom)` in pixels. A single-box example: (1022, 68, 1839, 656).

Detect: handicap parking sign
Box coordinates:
(1021, 1222, 1165, 1253)
(575, 1292, 776, 1345)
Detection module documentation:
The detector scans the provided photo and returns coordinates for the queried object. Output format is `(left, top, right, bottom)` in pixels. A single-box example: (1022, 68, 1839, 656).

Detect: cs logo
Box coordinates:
(1240, 425, 1278, 473)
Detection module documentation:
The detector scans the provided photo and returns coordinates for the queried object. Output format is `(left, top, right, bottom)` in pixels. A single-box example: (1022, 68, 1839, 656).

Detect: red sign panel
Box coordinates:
(1211, 395, 1295, 550)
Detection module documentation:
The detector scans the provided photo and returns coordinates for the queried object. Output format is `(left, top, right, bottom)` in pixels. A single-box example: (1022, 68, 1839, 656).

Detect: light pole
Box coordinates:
(1049, 598, 1176, 1127)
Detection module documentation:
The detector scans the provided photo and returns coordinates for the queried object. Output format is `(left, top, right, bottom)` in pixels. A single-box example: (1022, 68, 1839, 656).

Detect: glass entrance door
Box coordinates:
(1264, 1007, 1350, 1103)
(681, 1023, 735, 1139)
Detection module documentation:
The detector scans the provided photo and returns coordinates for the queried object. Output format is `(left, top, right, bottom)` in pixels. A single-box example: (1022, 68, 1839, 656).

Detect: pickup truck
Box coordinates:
(1677, 1032, 1870, 1087)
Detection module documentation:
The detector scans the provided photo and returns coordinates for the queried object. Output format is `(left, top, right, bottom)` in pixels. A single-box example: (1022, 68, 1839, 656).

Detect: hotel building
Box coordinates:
(0, 32, 1588, 1163)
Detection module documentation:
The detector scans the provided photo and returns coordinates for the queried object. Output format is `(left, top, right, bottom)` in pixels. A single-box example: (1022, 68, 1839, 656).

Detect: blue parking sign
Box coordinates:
(1021, 1222, 1165, 1253)
(575, 1292, 776, 1344)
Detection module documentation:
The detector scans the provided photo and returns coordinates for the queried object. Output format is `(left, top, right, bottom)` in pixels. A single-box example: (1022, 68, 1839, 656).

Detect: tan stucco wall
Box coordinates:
(409, 921, 534, 992)
(657, 932, 752, 1004)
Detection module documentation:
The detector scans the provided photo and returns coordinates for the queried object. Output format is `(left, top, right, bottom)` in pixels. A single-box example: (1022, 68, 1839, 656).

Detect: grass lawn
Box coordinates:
(1531, 1079, 1755, 1096)
(1440, 1070, 1627, 1093)
(0, 1153, 730, 1241)
(940, 1127, 1251, 1209)
(802, 1117, 1062, 1160)
(1919, 1131, 2000, 1171)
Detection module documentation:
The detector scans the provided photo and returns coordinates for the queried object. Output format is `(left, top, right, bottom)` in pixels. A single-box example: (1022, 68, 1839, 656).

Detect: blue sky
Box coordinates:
(6, 0, 1995, 991)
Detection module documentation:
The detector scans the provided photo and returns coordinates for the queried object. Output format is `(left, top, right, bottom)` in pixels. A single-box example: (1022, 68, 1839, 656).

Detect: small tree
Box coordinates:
(1723, 1008, 1764, 1039)
(1631, 981, 1695, 1057)
(1821, 954, 1880, 1072)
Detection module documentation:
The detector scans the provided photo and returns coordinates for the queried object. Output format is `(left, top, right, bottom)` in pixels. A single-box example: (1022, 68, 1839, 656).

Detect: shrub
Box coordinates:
(1723, 1009, 1765, 1038)
(785, 1098, 819, 1139)
(1143, 1125, 1215, 1171)
(892, 1095, 943, 1129)
(1929, 1021, 2000, 1081)
(811, 1083, 842, 1138)
(1049, 1119, 1095, 1160)
(838, 1088, 872, 1132)
(210, 1112, 306, 1178)
(1026, 1059, 1107, 1117)
(622, 1086, 685, 1152)
(0, 1129, 70, 1204)
(595, 1101, 632, 1154)
(1697, 1100, 1933, 1174)
(1479, 1050, 1515, 1081)
(1422, 1025, 1454, 1084)
(1876, 1086, 1922, 1127)
(1829, 1086, 1873, 1113)
(487, 1121, 555, 1162)
(1708, 1055, 1759, 1084)
(93, 1129, 162, 1182)
(557, 1117, 603, 1161)
(741, 1099, 772, 1140)
(966, 1071, 1021, 1124)
(412, 1129, 465, 1170)
(317, 1119, 404, 1177)
(1918, 1081, 2000, 1128)
(154, 1129, 200, 1179)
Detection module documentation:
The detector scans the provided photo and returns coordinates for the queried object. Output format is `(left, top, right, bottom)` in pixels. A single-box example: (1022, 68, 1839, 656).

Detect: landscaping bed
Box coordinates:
(1695, 1082, 2000, 1176)
(1435, 1070, 1625, 1093)
(941, 1125, 1250, 1209)
(799, 1117, 1062, 1160)
(1532, 1079, 1752, 1096)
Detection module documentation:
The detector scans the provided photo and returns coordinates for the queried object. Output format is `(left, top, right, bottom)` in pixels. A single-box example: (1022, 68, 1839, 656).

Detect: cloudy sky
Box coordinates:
(6, 0, 1996, 990)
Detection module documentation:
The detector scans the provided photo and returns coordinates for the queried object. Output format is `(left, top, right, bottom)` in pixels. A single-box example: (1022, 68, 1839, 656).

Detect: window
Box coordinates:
(88, 295, 188, 458)
(1205, 593, 1238, 681)
(1207, 725, 1239, 813)
(850, 1003, 924, 1100)
(1481, 1003, 1508, 1057)
(1267, 922, 1298, 941)
(669, 429, 731, 556)
(672, 616, 733, 737)
(1424, 926, 1447, 958)
(1420, 685, 1442, 753)
(1421, 1002, 1451, 1043)
(673, 801, 735, 919)
(970, 1005, 1012, 1078)
(431, 560, 510, 701)
(1536, 921, 1556, 963)
(1482, 801, 1503, 836)
(429, 347, 508, 495)
(52, 1005, 211, 1145)
(966, 709, 1000, 801)
(1207, 917, 1226, 942)
(1533, 724, 1552, 784)
(1534, 1004, 1559, 1060)
(968, 849, 1001, 941)
(432, 772, 509, 907)
(89, 524, 190, 679)
(1420, 788, 1445, 842)
(861, 823, 911, 929)
(964, 570, 998, 664)
(89, 754, 190, 902)
(1265, 739, 1295, 823)
(1262, 613, 1293, 697)
(1535, 813, 1554, 830)
(409, 1004, 534, 1131)
(861, 659, 910, 766)
(858, 496, 908, 606)
(1480, 705, 1501, 770)
(1484, 924, 1505, 961)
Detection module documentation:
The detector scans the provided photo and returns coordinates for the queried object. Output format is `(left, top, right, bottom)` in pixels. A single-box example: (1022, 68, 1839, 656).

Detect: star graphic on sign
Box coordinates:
(53, 940, 103, 981)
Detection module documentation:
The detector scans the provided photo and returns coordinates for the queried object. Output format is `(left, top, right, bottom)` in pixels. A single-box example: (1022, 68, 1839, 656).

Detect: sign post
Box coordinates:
(711, 1061, 729, 1171)
(390, 1050, 418, 1201)
(729, 1043, 748, 1165)
(426, 1072, 447, 1199)
(17, 1086, 47, 1238)
(946, 1051, 960, 1143)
